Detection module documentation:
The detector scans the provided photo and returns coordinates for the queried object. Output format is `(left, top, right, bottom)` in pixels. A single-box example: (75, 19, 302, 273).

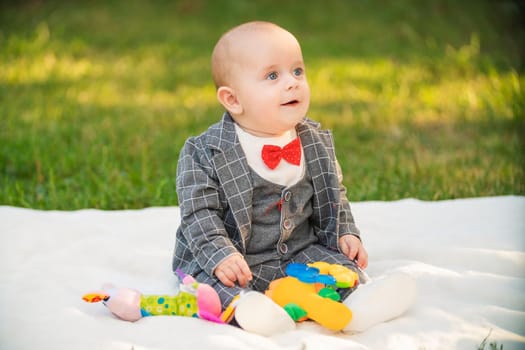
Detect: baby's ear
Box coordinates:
(217, 86, 243, 115)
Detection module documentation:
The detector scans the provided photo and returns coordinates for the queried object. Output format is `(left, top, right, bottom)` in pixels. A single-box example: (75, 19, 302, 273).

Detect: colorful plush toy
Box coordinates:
(265, 262, 359, 331)
(82, 269, 227, 324)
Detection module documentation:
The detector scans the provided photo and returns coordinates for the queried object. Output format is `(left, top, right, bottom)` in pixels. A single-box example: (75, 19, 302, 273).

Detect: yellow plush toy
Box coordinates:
(265, 262, 359, 331)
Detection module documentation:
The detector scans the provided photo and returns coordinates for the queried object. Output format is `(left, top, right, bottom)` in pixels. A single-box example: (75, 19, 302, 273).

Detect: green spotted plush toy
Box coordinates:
(82, 270, 227, 323)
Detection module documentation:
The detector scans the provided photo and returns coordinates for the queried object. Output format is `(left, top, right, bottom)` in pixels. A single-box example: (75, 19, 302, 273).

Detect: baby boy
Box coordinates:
(173, 21, 415, 335)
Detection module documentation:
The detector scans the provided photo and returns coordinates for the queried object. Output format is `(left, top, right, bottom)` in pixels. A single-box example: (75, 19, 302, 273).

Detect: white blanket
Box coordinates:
(1, 196, 524, 349)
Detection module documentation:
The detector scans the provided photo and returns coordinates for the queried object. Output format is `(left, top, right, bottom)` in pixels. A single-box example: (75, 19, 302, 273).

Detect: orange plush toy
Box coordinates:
(265, 262, 359, 331)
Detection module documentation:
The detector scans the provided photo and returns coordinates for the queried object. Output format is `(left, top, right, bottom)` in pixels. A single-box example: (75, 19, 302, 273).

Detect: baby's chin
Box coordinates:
(258, 124, 299, 137)
(245, 115, 306, 136)
(273, 121, 304, 135)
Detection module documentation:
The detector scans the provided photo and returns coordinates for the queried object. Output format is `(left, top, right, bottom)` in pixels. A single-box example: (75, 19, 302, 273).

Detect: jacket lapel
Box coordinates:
(208, 113, 252, 252)
(297, 119, 339, 232)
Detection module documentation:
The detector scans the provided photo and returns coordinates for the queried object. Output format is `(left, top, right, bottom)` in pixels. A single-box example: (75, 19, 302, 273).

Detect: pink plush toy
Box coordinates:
(83, 270, 225, 323)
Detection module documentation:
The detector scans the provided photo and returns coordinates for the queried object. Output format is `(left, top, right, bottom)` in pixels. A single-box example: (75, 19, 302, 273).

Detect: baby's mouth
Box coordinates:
(281, 99, 299, 106)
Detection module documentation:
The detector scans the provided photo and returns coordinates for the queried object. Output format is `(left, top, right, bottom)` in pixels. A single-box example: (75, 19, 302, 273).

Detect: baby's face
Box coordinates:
(229, 28, 310, 136)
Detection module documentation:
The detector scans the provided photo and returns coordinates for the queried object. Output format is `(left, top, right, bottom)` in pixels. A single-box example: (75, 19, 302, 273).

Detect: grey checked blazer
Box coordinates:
(172, 112, 360, 277)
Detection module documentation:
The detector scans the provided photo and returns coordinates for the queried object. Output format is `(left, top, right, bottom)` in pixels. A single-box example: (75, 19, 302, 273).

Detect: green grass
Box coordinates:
(1, 0, 524, 209)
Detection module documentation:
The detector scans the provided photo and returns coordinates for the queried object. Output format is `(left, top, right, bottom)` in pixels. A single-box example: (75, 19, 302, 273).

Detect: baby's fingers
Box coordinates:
(215, 265, 237, 287)
(234, 260, 253, 287)
(340, 237, 357, 260)
(340, 238, 350, 256)
(356, 246, 369, 269)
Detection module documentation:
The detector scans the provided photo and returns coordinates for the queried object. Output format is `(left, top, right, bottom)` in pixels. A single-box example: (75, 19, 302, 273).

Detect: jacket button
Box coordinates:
(283, 219, 293, 230)
(284, 191, 292, 201)
(279, 243, 288, 254)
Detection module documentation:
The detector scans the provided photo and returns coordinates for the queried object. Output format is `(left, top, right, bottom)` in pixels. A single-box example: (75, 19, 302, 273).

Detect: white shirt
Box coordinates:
(234, 123, 305, 187)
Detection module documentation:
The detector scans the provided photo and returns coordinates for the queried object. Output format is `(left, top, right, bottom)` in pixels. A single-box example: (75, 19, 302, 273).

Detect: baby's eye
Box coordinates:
(267, 72, 278, 80)
(293, 68, 304, 76)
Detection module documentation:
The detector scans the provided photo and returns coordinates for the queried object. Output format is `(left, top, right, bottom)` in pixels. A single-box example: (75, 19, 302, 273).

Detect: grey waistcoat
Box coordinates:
(245, 166, 318, 267)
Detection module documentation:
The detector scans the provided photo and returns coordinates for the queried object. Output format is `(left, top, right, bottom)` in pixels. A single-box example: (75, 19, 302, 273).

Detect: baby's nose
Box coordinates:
(286, 75, 299, 90)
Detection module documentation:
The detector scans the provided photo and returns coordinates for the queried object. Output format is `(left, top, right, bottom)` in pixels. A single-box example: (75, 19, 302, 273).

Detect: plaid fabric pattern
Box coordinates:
(172, 112, 360, 282)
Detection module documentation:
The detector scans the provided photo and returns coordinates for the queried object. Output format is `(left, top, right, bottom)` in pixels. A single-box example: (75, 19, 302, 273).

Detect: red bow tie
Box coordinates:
(261, 137, 302, 170)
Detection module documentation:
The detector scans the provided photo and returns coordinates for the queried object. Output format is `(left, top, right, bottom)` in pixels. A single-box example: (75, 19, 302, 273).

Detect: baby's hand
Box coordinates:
(214, 254, 253, 288)
(339, 234, 368, 269)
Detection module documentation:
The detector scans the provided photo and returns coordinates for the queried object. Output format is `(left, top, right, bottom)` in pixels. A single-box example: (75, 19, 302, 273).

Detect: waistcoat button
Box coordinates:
(279, 243, 288, 254)
(283, 219, 293, 230)
(284, 191, 292, 201)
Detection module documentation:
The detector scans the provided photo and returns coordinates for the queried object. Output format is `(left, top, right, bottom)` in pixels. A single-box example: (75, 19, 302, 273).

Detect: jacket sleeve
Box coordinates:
(305, 121, 361, 250)
(176, 137, 241, 276)
(335, 159, 361, 240)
